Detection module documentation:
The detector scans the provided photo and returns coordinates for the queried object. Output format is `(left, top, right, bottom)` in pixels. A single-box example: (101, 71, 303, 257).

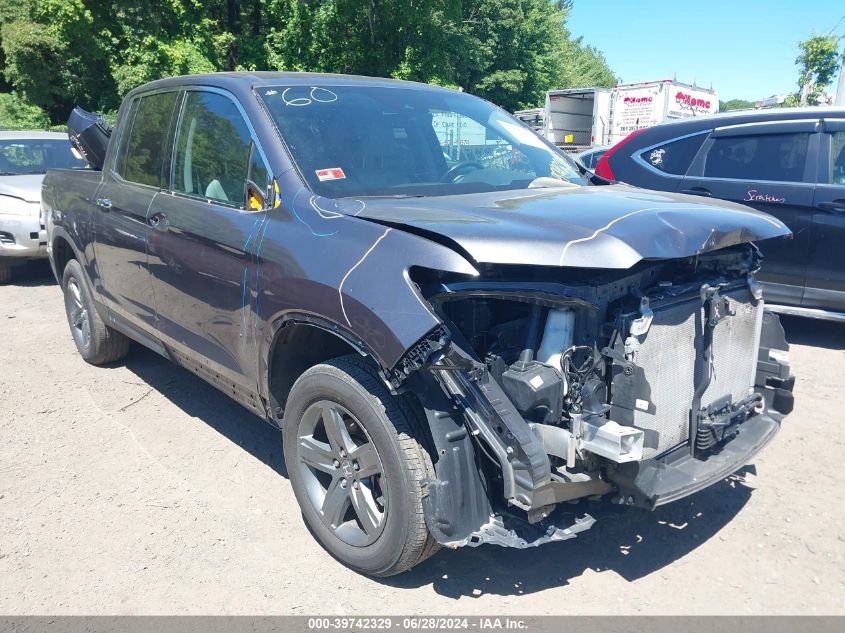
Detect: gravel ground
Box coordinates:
(1, 260, 843, 615)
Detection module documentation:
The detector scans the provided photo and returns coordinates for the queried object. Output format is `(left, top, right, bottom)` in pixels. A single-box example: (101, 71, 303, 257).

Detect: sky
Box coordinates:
(566, 0, 844, 102)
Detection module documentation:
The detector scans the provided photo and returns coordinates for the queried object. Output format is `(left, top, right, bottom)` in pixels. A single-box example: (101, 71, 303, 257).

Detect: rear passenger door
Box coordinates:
(806, 119, 845, 311)
(679, 120, 819, 306)
(146, 88, 272, 395)
(95, 90, 179, 330)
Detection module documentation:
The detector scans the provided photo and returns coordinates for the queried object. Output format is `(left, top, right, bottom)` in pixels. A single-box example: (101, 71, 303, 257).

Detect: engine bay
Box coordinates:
(419, 244, 781, 498)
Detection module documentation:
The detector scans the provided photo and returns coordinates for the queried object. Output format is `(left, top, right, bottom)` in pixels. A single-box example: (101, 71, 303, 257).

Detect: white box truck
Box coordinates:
(541, 87, 613, 150)
(539, 80, 718, 151)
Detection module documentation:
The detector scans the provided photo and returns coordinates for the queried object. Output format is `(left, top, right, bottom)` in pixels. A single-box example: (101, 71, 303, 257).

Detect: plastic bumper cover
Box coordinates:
(606, 411, 783, 510)
(0, 213, 47, 259)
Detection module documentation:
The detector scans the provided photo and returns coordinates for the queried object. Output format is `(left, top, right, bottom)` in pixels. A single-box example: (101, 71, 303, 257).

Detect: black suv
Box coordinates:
(595, 107, 845, 321)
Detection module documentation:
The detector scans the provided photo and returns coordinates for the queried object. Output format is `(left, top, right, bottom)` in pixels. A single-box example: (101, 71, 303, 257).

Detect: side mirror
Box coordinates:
(245, 178, 279, 211)
(245, 180, 266, 211)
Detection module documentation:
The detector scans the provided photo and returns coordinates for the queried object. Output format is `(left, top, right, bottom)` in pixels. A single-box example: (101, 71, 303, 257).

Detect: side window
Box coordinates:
(829, 131, 845, 185)
(641, 133, 707, 175)
(172, 91, 254, 206)
(248, 144, 269, 189)
(122, 92, 178, 187)
(703, 132, 810, 183)
(114, 97, 140, 178)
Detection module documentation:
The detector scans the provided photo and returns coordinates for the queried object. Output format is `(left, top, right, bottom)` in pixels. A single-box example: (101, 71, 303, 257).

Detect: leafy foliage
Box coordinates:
(719, 98, 755, 111)
(795, 34, 842, 106)
(0, 0, 615, 125)
(0, 91, 50, 129)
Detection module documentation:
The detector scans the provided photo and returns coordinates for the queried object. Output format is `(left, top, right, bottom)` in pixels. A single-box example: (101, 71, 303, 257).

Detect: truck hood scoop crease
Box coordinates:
(349, 185, 791, 269)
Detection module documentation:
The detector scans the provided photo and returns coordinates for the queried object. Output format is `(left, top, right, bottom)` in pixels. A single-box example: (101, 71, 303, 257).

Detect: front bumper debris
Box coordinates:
(455, 511, 596, 549)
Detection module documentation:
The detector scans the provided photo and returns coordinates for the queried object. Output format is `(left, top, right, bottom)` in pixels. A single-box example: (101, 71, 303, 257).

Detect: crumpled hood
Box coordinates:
(0, 174, 45, 203)
(348, 184, 791, 268)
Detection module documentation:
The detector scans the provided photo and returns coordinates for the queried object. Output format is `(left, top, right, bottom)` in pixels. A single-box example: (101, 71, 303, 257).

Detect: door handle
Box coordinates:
(95, 197, 112, 210)
(149, 212, 169, 231)
(816, 200, 845, 214)
(680, 187, 712, 197)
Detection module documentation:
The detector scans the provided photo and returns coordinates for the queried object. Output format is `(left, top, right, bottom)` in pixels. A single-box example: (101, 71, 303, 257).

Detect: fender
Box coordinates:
(252, 189, 480, 376)
(47, 225, 99, 295)
(43, 171, 105, 301)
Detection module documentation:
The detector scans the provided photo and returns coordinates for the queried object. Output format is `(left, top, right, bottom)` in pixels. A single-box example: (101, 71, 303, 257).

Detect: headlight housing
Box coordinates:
(0, 194, 37, 216)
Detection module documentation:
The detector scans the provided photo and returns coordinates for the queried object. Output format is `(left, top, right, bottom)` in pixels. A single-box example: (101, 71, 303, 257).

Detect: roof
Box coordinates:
(0, 131, 68, 140)
(129, 71, 458, 98)
(650, 105, 845, 134)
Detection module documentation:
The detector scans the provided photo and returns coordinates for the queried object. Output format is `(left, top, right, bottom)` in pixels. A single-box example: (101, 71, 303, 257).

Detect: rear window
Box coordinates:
(120, 91, 179, 187)
(640, 133, 707, 175)
(702, 132, 810, 183)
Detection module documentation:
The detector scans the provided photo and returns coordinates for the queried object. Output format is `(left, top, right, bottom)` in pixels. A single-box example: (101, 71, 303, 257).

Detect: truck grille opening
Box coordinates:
(612, 287, 762, 459)
(0, 231, 15, 245)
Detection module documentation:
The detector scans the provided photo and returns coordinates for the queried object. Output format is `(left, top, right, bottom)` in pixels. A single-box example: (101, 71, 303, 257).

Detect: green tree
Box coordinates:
(0, 0, 30, 92)
(264, 0, 616, 112)
(0, 0, 616, 125)
(719, 98, 755, 111)
(795, 34, 842, 105)
(0, 91, 49, 129)
(1, 0, 115, 120)
(559, 40, 616, 94)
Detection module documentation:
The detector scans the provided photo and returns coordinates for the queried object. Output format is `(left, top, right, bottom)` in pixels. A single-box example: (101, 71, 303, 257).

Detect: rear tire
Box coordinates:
(62, 259, 130, 364)
(282, 355, 439, 576)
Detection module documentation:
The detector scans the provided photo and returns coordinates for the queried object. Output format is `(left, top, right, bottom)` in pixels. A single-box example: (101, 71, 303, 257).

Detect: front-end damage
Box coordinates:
(387, 244, 794, 549)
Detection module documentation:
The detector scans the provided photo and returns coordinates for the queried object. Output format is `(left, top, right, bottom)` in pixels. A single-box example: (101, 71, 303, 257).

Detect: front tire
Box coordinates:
(0, 261, 11, 284)
(62, 259, 130, 365)
(282, 355, 439, 576)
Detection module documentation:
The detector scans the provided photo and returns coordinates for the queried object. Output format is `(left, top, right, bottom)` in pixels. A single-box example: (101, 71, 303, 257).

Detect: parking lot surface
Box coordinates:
(1, 261, 843, 615)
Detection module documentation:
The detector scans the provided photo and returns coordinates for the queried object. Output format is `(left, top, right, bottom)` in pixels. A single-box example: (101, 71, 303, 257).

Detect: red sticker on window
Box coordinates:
(315, 167, 346, 181)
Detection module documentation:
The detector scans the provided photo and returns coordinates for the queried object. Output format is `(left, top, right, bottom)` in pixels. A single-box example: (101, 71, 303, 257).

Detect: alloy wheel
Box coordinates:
(296, 400, 388, 547)
(66, 278, 90, 349)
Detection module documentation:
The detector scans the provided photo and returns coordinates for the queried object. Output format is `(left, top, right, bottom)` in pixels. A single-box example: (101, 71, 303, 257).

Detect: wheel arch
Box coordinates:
(51, 232, 78, 283)
(261, 313, 384, 422)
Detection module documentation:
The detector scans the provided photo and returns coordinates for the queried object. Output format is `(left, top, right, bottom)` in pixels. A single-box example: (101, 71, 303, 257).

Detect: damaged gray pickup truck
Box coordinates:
(43, 73, 795, 576)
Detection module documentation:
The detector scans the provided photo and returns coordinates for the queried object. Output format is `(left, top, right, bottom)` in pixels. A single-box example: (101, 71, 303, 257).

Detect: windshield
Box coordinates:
(0, 138, 88, 175)
(258, 84, 584, 198)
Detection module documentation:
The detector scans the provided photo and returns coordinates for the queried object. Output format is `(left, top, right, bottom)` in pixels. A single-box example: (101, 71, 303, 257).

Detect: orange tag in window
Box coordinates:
(315, 167, 346, 181)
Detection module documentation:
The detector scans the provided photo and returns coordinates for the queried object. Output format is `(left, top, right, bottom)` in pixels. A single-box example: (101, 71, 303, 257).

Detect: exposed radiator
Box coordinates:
(611, 287, 762, 459)
(701, 292, 764, 410)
